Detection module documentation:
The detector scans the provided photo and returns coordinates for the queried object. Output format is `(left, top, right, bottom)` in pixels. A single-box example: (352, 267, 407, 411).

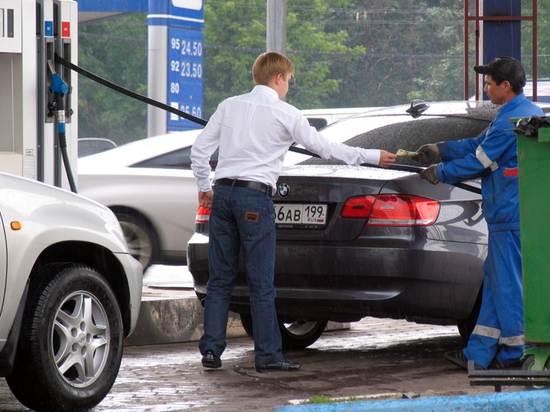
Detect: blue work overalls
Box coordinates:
(436, 94, 544, 368)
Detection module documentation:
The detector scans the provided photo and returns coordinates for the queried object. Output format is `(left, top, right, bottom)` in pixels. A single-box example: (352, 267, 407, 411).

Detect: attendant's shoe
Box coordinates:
(444, 350, 484, 370)
(488, 358, 522, 370)
(202, 350, 222, 369)
(255, 359, 301, 372)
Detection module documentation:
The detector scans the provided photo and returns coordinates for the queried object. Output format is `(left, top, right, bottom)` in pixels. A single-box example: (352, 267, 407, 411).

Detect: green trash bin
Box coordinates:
(516, 116, 550, 371)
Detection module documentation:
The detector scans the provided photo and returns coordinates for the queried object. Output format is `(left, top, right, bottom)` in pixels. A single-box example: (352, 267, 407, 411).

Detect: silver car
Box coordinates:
(78, 130, 208, 269)
(0, 172, 142, 411)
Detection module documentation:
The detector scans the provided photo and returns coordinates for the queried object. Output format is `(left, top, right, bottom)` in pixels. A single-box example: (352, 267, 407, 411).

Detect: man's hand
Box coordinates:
(412, 144, 441, 164)
(419, 164, 441, 185)
(378, 150, 397, 168)
(198, 190, 213, 210)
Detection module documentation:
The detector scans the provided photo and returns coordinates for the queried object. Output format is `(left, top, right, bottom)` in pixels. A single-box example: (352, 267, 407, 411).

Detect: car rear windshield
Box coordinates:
(301, 115, 491, 167)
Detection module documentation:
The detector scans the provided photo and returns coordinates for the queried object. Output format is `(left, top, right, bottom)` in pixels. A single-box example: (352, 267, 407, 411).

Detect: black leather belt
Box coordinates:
(215, 178, 272, 196)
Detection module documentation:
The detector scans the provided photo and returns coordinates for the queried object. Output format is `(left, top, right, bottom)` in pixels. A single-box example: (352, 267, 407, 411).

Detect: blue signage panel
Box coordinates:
(147, 0, 204, 132)
(481, 0, 521, 100)
(77, 0, 148, 13)
(148, 0, 204, 30)
(167, 26, 204, 130)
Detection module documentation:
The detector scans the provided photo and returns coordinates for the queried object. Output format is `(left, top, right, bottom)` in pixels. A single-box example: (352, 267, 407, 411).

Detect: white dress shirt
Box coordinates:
(191, 85, 381, 192)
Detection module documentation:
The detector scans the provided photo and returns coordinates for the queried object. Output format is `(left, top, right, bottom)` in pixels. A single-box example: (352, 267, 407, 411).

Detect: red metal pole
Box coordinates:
(465, 0, 536, 101)
(475, 0, 480, 100)
(464, 0, 469, 100)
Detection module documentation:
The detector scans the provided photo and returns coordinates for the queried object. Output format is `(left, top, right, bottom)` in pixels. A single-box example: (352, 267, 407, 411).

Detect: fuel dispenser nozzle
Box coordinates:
(47, 60, 68, 128)
(48, 60, 69, 95)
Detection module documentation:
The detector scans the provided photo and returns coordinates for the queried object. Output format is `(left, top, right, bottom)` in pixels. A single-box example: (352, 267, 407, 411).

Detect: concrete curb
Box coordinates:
(274, 389, 550, 412)
(124, 286, 246, 346)
(124, 282, 350, 347)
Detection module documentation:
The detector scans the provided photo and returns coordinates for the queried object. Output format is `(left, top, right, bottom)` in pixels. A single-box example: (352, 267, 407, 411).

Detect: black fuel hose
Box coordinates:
(288, 146, 482, 194)
(55, 55, 481, 195)
(55, 55, 207, 126)
(56, 93, 78, 193)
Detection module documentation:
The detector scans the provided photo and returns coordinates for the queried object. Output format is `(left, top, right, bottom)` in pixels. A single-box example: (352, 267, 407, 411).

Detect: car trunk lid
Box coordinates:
(273, 165, 413, 242)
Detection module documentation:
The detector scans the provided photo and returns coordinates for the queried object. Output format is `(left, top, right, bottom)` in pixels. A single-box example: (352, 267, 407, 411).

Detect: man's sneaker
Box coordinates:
(202, 350, 222, 369)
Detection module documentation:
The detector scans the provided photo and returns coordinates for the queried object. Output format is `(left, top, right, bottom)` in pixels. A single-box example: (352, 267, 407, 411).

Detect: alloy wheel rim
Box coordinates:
(52, 291, 110, 388)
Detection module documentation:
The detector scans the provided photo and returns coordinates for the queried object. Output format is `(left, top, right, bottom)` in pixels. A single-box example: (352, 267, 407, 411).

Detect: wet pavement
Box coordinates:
(0, 317, 515, 412)
(0, 267, 523, 411)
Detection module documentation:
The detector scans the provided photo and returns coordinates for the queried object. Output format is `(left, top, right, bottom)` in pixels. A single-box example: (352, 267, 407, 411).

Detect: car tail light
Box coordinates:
(196, 206, 211, 223)
(341, 195, 440, 226)
(340, 196, 377, 219)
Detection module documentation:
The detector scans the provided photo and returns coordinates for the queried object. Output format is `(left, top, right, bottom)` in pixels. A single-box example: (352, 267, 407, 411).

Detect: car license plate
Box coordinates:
(275, 204, 327, 229)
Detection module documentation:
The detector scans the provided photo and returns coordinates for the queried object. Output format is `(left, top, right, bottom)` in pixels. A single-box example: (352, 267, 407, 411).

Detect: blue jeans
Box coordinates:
(198, 183, 283, 366)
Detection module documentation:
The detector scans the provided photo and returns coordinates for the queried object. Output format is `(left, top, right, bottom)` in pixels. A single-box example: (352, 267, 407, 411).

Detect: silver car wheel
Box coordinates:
(240, 313, 327, 350)
(279, 319, 328, 349)
(53, 291, 110, 387)
(6, 264, 124, 412)
(283, 320, 320, 337)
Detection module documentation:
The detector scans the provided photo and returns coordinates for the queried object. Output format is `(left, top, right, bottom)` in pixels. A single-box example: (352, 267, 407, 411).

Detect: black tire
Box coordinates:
(240, 313, 254, 339)
(240, 313, 327, 350)
(6, 263, 124, 412)
(280, 318, 328, 350)
(115, 211, 158, 270)
(457, 288, 482, 344)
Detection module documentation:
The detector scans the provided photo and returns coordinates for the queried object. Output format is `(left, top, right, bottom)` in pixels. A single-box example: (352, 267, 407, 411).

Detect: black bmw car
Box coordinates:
(187, 100, 550, 350)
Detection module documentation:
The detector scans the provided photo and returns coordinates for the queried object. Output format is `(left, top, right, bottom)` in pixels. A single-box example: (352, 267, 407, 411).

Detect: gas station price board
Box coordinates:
(167, 26, 204, 131)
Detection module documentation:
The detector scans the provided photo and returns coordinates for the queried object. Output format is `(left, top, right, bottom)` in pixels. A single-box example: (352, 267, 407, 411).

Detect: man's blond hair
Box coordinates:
(252, 52, 295, 85)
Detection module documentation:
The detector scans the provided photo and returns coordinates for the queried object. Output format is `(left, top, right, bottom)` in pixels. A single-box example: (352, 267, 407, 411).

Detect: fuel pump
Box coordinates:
(0, 0, 77, 191)
(0, 0, 36, 179)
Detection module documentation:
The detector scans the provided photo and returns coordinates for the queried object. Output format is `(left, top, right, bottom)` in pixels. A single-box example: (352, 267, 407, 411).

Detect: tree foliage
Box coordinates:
(200, 0, 466, 116)
(78, 14, 148, 143)
(202, 0, 365, 115)
(326, 0, 465, 106)
(79, 1, 542, 143)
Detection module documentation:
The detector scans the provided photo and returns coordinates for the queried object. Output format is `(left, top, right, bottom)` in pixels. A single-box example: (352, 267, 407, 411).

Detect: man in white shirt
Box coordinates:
(191, 51, 396, 372)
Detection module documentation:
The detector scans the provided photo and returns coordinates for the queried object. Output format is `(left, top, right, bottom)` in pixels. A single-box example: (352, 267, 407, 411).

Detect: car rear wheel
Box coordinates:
(457, 288, 482, 344)
(6, 263, 124, 412)
(115, 211, 158, 270)
(240, 313, 328, 350)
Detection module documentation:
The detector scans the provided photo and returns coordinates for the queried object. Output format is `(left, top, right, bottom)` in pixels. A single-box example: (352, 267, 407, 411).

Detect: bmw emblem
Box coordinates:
(278, 183, 290, 198)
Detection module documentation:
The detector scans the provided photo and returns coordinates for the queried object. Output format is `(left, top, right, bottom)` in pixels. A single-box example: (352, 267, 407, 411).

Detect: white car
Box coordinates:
(77, 124, 357, 270)
(78, 130, 206, 270)
(0, 172, 142, 412)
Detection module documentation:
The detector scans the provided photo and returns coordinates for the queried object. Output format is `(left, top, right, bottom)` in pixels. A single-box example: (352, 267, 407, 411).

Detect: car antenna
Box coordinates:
(406, 100, 430, 118)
